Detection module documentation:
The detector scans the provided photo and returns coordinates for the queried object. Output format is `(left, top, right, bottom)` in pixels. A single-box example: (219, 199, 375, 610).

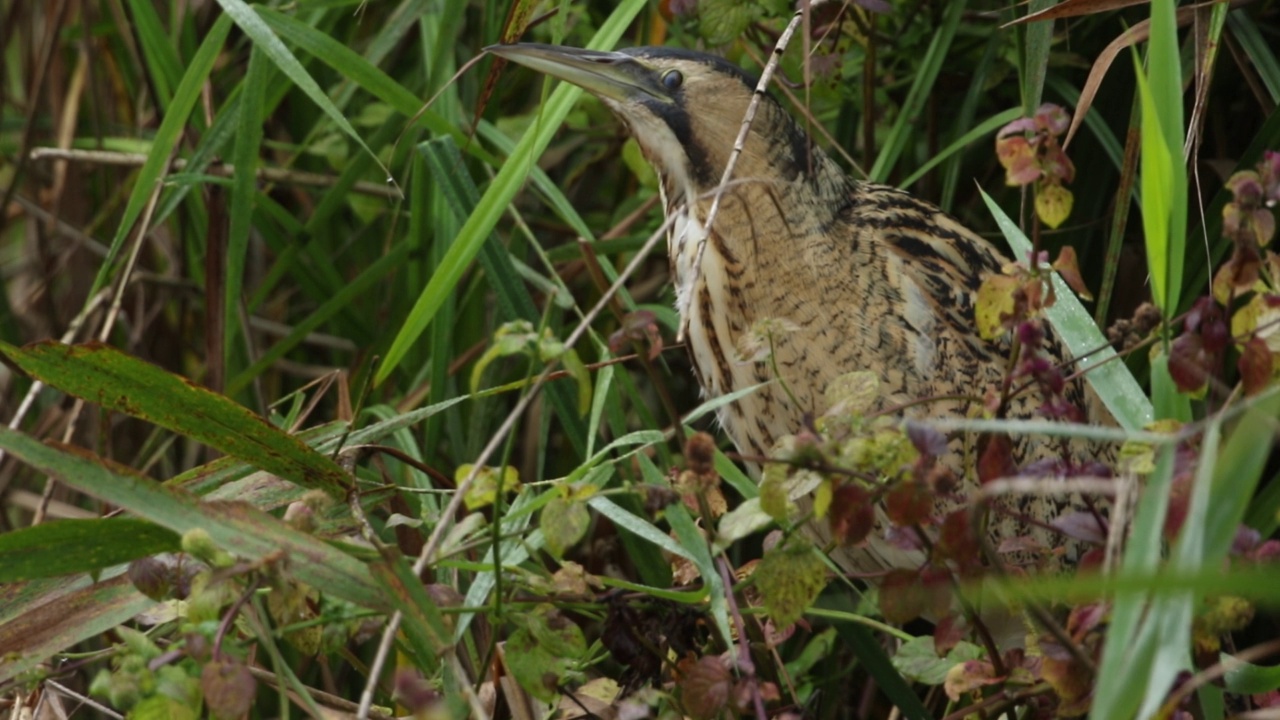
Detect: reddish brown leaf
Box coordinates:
(829, 484, 875, 546)
(679, 656, 731, 720)
(1041, 645, 1094, 715)
(937, 510, 982, 573)
(884, 480, 933, 527)
(1167, 333, 1211, 394)
(1003, 0, 1147, 27)
(1237, 336, 1273, 396)
(933, 613, 966, 655)
(1053, 246, 1093, 300)
(977, 434, 1014, 485)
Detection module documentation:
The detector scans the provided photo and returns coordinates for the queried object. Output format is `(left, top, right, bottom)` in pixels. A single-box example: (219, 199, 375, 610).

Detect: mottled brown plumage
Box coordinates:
(488, 43, 1110, 576)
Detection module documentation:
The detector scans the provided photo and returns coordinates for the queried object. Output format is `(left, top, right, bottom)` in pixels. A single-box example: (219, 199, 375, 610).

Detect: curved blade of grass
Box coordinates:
(212, 0, 392, 182)
(980, 188, 1153, 430)
(1089, 442, 1176, 718)
(375, 0, 646, 385)
(126, 0, 182, 111)
(0, 341, 351, 496)
(587, 496, 695, 562)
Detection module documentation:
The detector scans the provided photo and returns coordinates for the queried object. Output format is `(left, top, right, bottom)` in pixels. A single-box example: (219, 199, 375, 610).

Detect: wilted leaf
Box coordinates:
(542, 496, 590, 558)
(1041, 643, 1093, 716)
(824, 371, 881, 416)
(943, 659, 1001, 701)
(202, 657, 255, 720)
(976, 275, 1020, 340)
(829, 484, 875, 546)
(1237, 336, 1273, 396)
(936, 510, 981, 571)
(1166, 334, 1212, 394)
(459, 464, 520, 511)
(1053, 246, 1093, 300)
(934, 614, 967, 655)
(977, 434, 1014, 484)
(505, 605, 586, 703)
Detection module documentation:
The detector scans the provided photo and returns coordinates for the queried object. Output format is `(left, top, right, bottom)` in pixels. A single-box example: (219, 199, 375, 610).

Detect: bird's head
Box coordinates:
(486, 43, 842, 208)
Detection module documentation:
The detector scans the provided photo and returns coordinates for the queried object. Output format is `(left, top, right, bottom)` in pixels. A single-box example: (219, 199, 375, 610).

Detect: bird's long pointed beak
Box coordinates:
(484, 43, 650, 103)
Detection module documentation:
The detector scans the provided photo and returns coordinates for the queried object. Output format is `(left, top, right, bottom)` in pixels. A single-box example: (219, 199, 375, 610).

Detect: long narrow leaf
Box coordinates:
(212, 0, 392, 181)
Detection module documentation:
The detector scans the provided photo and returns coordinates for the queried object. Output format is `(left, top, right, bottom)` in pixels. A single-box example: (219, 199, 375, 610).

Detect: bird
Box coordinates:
(485, 43, 1111, 579)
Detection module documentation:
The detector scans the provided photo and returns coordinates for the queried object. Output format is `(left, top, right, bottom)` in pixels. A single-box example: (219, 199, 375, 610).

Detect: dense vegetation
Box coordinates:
(1, 0, 1279, 718)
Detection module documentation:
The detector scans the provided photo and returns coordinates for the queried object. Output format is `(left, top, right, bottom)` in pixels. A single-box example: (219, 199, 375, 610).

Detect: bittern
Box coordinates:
(487, 43, 1108, 576)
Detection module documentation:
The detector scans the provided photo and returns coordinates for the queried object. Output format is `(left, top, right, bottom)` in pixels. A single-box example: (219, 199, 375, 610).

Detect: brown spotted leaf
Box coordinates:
(202, 657, 256, 720)
(0, 341, 350, 496)
(542, 495, 590, 559)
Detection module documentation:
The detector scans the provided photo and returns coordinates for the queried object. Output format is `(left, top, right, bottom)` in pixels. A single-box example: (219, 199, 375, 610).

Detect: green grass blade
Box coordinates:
(1139, 0, 1188, 320)
(225, 46, 268, 365)
(125, 0, 183, 110)
(980, 188, 1153, 430)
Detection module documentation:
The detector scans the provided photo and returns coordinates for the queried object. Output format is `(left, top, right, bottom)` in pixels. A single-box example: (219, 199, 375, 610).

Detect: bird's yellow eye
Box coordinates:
(661, 69, 684, 91)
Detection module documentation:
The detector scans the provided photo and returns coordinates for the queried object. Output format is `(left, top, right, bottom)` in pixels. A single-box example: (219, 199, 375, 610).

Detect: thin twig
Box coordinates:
(678, 6, 809, 342)
(27, 147, 401, 199)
